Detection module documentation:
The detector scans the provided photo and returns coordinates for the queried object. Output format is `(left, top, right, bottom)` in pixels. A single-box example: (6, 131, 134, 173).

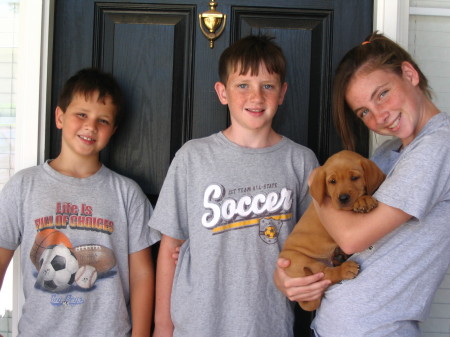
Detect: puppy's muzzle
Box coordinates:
(338, 193, 351, 205)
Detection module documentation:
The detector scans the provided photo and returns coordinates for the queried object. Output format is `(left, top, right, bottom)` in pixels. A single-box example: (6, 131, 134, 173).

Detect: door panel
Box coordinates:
(50, 1, 373, 334)
(92, 3, 196, 203)
(233, 7, 333, 164)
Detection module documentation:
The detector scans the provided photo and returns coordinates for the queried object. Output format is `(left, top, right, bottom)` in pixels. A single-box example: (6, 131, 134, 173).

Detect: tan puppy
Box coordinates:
(279, 150, 386, 311)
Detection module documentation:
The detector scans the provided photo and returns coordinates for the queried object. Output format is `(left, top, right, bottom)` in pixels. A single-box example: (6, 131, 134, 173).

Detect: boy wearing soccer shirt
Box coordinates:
(150, 35, 326, 337)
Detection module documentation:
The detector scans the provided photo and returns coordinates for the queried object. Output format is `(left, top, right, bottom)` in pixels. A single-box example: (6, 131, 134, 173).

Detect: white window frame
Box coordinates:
(13, 0, 54, 334)
(11, 1, 407, 335)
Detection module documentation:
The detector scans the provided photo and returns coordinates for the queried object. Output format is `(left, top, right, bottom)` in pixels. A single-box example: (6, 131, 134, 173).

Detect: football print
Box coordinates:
(36, 244, 79, 292)
(72, 244, 116, 275)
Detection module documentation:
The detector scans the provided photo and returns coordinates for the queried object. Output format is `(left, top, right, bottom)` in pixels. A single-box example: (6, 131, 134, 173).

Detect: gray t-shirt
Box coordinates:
(149, 132, 318, 337)
(312, 112, 450, 337)
(0, 162, 160, 337)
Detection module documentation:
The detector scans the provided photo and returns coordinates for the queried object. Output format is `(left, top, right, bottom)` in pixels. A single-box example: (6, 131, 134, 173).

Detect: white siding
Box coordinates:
(0, 2, 18, 336)
(409, 15, 450, 113)
(409, 3, 450, 336)
(0, 1, 17, 190)
(420, 274, 450, 337)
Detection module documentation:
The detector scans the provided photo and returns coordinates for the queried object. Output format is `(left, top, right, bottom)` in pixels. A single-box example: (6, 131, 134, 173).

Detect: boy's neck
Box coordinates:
(223, 127, 282, 148)
(49, 154, 102, 178)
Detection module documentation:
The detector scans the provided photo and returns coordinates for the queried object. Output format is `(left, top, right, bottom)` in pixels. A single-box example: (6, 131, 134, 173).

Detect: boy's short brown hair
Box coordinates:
(57, 68, 124, 126)
(218, 35, 287, 84)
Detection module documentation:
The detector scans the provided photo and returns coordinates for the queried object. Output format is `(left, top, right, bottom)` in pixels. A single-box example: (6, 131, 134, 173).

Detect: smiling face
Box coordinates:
(345, 62, 429, 147)
(56, 91, 117, 161)
(214, 62, 287, 135)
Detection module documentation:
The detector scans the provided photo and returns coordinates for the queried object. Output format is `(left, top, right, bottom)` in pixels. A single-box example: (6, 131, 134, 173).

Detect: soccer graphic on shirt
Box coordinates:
(29, 202, 117, 294)
(202, 183, 293, 243)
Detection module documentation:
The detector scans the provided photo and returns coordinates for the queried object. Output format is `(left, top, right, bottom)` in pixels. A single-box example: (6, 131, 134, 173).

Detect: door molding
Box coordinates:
(374, 0, 409, 48)
(13, 0, 54, 333)
(370, 0, 409, 154)
(232, 6, 334, 162)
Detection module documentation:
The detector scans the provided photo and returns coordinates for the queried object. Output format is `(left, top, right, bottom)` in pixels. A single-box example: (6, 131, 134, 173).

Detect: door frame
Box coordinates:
(12, 1, 54, 334)
(12, 0, 408, 333)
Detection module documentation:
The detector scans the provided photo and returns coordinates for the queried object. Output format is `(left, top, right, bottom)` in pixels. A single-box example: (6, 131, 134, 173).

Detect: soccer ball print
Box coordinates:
(36, 244, 79, 292)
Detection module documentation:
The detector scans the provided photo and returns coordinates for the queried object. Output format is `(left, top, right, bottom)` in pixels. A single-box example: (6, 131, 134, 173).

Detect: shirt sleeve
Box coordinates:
(147, 149, 189, 240)
(0, 174, 23, 250)
(374, 136, 450, 220)
(298, 150, 319, 215)
(127, 189, 160, 253)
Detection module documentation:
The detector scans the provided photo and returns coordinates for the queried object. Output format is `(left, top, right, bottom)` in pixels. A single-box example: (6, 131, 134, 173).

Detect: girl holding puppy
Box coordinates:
(275, 32, 450, 336)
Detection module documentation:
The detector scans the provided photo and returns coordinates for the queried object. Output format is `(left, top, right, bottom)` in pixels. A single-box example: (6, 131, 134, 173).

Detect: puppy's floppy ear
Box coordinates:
(309, 167, 327, 205)
(360, 158, 386, 195)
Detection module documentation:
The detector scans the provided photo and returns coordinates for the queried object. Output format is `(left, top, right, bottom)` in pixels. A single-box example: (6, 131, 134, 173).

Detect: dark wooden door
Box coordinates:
(49, 1, 373, 335)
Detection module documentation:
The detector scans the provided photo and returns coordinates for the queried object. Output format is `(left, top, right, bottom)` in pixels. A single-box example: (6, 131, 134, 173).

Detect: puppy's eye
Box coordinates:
(329, 179, 336, 184)
(351, 176, 360, 181)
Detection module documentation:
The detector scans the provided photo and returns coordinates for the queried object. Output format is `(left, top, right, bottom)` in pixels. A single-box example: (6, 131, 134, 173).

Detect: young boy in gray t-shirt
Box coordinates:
(150, 35, 328, 337)
(0, 68, 160, 337)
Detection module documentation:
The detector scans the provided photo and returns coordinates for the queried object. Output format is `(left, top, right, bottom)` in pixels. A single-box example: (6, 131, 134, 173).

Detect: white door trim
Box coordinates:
(13, 0, 54, 335)
(370, 0, 409, 154)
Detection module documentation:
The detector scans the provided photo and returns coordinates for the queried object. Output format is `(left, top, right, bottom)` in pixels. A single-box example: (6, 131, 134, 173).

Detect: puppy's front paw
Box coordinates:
(331, 247, 351, 266)
(340, 260, 360, 280)
(353, 195, 378, 213)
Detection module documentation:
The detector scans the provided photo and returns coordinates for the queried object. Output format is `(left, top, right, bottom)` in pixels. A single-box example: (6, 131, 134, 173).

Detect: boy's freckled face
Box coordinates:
(55, 91, 117, 159)
(214, 63, 287, 133)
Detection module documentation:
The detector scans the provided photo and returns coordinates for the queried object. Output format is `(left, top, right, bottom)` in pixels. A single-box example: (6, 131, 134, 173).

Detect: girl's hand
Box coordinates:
(274, 257, 331, 302)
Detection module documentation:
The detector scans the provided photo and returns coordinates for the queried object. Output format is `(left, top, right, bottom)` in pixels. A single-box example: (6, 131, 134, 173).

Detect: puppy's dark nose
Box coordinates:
(339, 194, 350, 204)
